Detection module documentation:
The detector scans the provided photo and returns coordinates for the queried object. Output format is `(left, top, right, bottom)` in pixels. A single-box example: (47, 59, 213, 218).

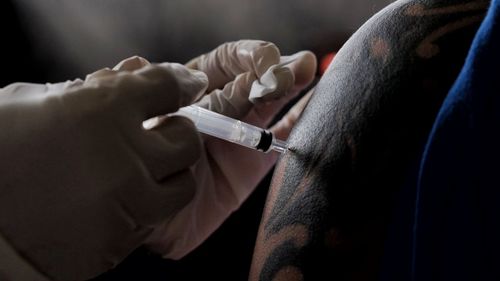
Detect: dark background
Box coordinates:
(0, 1, 391, 279)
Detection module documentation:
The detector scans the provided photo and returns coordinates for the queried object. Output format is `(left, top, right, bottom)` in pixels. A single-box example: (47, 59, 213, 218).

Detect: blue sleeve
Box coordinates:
(411, 0, 500, 279)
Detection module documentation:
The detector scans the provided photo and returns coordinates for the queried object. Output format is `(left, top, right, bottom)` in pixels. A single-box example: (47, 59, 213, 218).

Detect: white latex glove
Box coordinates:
(0, 57, 208, 281)
(146, 40, 317, 258)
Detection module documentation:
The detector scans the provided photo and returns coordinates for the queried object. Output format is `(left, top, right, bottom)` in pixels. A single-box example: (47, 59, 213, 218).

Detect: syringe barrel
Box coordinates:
(176, 105, 264, 150)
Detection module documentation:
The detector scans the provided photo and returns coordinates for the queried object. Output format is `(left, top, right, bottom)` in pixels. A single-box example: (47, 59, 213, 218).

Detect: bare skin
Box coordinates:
(250, 0, 488, 280)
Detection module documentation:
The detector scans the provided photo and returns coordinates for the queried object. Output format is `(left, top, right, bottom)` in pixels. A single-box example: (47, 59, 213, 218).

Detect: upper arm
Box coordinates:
(250, 0, 488, 279)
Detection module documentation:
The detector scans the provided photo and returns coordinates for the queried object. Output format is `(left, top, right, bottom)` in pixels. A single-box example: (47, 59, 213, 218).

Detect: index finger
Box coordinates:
(185, 40, 281, 92)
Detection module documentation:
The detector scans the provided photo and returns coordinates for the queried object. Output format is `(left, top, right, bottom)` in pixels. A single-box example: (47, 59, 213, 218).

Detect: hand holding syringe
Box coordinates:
(167, 55, 305, 153)
(144, 54, 305, 154)
(142, 42, 316, 261)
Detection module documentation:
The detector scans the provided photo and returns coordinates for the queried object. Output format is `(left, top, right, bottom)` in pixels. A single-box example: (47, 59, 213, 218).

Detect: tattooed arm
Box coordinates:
(250, 0, 488, 280)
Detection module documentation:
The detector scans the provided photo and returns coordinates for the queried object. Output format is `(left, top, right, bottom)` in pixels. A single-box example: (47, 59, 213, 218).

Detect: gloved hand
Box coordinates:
(0, 58, 208, 281)
(145, 40, 317, 258)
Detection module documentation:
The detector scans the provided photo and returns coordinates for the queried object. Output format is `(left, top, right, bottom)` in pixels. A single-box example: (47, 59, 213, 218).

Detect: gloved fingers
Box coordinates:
(186, 40, 280, 92)
(117, 168, 197, 227)
(270, 89, 314, 140)
(195, 72, 255, 119)
(246, 87, 307, 130)
(241, 51, 317, 128)
(286, 51, 317, 92)
(248, 65, 295, 103)
(135, 115, 202, 182)
(113, 56, 150, 71)
(195, 66, 296, 120)
(89, 62, 208, 123)
(85, 68, 117, 82)
(249, 50, 316, 104)
(129, 63, 208, 119)
(85, 56, 151, 83)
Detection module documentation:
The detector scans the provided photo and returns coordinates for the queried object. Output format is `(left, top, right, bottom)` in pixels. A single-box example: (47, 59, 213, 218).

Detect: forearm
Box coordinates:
(250, 0, 488, 279)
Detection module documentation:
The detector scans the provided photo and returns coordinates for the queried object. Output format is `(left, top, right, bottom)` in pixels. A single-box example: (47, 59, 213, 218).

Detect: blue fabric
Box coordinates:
(411, 0, 500, 280)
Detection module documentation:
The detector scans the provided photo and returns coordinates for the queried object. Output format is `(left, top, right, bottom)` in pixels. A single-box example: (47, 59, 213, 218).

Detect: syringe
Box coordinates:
(171, 105, 289, 153)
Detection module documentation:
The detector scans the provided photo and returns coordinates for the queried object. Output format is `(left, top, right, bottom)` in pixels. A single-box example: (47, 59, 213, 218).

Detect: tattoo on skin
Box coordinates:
(250, 0, 488, 280)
